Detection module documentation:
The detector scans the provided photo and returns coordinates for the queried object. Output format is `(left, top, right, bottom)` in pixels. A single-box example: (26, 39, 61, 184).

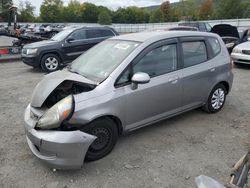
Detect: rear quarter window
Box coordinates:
(208, 37, 221, 57)
(101, 29, 115, 37)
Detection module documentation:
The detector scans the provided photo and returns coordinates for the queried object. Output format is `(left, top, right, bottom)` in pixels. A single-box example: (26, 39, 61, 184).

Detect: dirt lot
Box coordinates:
(0, 58, 249, 188)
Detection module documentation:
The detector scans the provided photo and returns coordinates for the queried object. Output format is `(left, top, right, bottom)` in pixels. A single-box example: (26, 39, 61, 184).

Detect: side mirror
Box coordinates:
(131, 72, 150, 90)
(66, 37, 74, 43)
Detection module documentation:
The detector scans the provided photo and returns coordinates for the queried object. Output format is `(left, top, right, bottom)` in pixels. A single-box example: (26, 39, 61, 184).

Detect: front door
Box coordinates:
(62, 29, 90, 62)
(115, 39, 183, 130)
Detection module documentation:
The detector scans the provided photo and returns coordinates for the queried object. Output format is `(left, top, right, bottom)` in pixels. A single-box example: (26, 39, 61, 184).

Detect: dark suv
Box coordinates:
(21, 26, 119, 72)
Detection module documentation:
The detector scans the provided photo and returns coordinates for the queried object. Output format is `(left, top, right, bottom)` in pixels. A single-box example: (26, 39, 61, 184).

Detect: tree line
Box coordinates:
(1, 0, 250, 24)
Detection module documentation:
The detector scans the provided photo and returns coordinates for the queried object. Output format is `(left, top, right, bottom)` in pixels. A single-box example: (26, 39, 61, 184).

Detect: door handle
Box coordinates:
(210, 68, 215, 72)
(169, 76, 179, 84)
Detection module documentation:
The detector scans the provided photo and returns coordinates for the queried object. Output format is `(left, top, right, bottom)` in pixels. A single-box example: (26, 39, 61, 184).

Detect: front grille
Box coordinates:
(242, 50, 250, 55)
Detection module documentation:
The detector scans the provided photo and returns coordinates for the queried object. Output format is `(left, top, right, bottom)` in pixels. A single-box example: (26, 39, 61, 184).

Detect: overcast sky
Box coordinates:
(13, 0, 179, 16)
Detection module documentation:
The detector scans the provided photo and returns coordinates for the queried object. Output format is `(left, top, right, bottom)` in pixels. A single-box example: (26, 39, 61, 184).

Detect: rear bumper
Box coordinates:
(231, 53, 250, 64)
(24, 105, 96, 169)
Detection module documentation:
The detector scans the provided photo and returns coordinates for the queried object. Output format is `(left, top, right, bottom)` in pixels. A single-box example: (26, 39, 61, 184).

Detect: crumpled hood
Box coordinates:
(211, 24, 239, 38)
(31, 69, 96, 107)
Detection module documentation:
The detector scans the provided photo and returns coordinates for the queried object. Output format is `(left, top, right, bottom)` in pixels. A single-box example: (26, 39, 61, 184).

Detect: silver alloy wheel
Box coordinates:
(44, 57, 58, 71)
(211, 88, 225, 110)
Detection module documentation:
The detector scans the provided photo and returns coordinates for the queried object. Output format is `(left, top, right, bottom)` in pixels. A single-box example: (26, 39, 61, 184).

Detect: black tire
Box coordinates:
(81, 118, 118, 161)
(202, 84, 227, 113)
(41, 53, 61, 73)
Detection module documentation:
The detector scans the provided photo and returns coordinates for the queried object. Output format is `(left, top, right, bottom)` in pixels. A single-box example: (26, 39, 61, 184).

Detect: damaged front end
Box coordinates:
(24, 70, 98, 169)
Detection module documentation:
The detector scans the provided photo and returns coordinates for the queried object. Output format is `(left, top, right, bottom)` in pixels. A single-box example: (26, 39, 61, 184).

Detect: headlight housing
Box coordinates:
(26, 48, 38, 55)
(36, 95, 74, 129)
(232, 48, 242, 54)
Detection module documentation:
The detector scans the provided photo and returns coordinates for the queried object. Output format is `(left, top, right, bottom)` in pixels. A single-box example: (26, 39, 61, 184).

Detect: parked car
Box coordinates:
(145, 26, 198, 32)
(178, 21, 212, 32)
(21, 26, 119, 72)
(231, 41, 250, 65)
(211, 24, 241, 53)
(24, 31, 233, 169)
(168, 26, 198, 31)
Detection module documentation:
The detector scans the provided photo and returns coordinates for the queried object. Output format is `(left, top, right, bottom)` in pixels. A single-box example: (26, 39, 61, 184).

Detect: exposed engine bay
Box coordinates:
(43, 80, 96, 108)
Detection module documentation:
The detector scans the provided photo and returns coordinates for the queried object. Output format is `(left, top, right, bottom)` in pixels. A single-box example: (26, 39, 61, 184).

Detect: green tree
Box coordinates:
(98, 10, 112, 25)
(61, 0, 81, 22)
(18, 1, 35, 22)
(176, 0, 199, 21)
(81, 2, 99, 23)
(216, 0, 244, 19)
(0, 0, 13, 21)
(112, 8, 126, 23)
(149, 9, 164, 23)
(112, 7, 149, 23)
(40, 0, 63, 22)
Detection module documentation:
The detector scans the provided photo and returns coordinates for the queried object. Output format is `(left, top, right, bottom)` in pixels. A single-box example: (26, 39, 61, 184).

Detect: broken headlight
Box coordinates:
(36, 95, 74, 129)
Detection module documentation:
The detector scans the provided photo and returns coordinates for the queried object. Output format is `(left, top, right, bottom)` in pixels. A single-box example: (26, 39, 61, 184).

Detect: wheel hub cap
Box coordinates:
(45, 57, 58, 70)
(90, 128, 110, 151)
(211, 88, 225, 110)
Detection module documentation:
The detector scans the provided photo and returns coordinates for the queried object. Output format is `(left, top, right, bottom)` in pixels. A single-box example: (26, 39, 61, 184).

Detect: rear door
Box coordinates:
(62, 29, 88, 61)
(179, 37, 214, 109)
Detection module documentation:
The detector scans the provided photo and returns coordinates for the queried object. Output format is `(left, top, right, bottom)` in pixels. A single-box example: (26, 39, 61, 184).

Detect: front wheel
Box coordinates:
(41, 53, 61, 73)
(202, 84, 227, 113)
(81, 118, 118, 161)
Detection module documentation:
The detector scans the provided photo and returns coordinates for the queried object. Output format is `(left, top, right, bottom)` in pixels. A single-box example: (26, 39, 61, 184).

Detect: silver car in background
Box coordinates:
(24, 31, 233, 169)
(231, 41, 250, 65)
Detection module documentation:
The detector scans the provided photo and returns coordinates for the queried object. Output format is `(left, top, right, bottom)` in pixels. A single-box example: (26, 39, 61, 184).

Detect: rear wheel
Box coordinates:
(41, 53, 61, 73)
(81, 118, 118, 161)
(202, 84, 227, 113)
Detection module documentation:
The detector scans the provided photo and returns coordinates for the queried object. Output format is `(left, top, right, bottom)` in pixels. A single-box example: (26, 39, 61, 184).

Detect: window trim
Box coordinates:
(114, 38, 179, 88)
(179, 37, 209, 69)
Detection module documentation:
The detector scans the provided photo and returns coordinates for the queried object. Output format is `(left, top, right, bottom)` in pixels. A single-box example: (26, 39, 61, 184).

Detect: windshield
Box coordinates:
(70, 40, 140, 82)
(51, 29, 73, 41)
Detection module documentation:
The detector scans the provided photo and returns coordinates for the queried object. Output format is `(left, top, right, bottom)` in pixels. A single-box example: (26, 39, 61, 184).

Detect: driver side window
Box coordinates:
(69, 29, 86, 40)
(134, 44, 177, 77)
(116, 43, 177, 86)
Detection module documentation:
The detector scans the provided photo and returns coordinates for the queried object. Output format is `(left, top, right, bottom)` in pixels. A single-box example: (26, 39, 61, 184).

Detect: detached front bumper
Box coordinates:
(24, 105, 96, 169)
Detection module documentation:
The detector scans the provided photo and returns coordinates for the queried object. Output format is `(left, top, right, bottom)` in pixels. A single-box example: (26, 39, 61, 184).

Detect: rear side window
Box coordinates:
(87, 29, 101, 39)
(101, 29, 115, 37)
(182, 41, 208, 68)
(208, 38, 221, 56)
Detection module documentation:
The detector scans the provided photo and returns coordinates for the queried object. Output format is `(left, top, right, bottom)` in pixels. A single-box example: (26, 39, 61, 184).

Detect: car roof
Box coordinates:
(68, 26, 113, 31)
(111, 31, 218, 43)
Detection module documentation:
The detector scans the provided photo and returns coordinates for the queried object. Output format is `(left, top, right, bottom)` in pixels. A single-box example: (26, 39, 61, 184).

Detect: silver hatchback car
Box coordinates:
(24, 31, 233, 169)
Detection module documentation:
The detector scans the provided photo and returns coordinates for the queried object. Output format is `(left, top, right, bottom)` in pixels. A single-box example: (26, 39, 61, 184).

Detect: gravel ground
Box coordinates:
(0, 59, 249, 187)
